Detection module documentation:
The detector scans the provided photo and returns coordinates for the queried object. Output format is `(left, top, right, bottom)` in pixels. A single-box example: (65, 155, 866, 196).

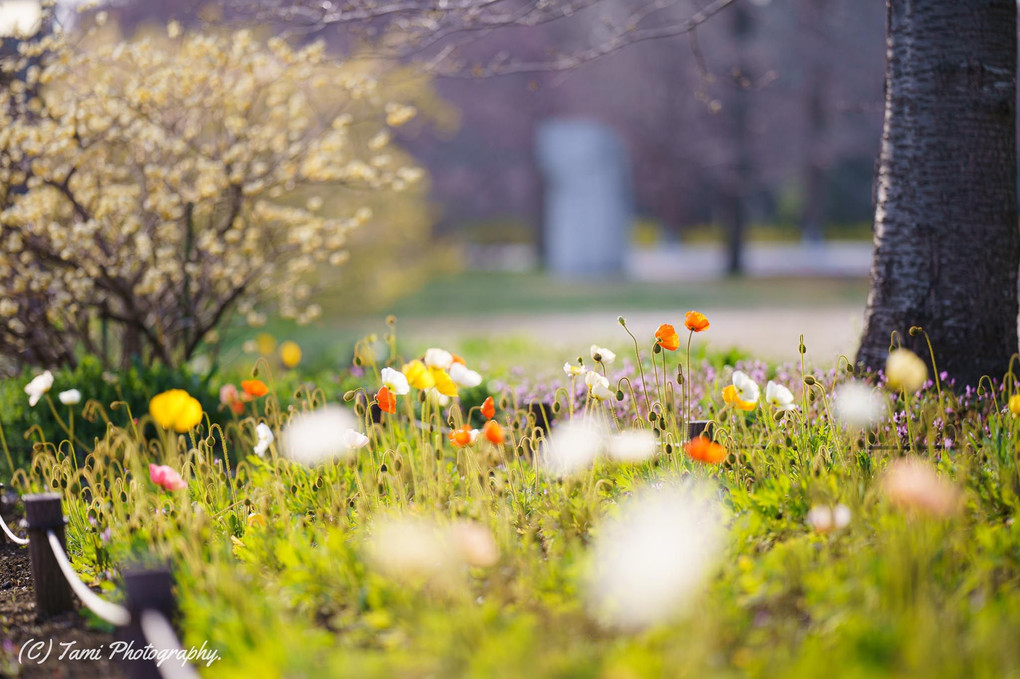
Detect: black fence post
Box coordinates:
(23, 492, 74, 618)
(687, 420, 714, 441)
(119, 567, 177, 679)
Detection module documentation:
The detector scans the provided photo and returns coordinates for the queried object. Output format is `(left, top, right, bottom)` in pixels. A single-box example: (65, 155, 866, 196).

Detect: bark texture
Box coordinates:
(857, 0, 1019, 386)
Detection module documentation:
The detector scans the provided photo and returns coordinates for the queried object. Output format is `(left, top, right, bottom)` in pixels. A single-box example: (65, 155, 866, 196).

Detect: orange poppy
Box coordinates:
(684, 311, 710, 333)
(686, 436, 727, 464)
(449, 425, 477, 447)
(376, 386, 397, 414)
(451, 353, 467, 366)
(655, 323, 680, 351)
(241, 379, 269, 398)
(482, 420, 505, 445)
(481, 396, 495, 420)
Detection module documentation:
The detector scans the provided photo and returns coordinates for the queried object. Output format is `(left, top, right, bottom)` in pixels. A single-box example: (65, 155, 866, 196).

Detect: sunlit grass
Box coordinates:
(8, 322, 1020, 679)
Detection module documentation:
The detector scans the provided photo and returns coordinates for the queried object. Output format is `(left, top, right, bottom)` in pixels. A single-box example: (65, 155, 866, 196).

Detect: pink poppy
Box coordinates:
(149, 464, 187, 491)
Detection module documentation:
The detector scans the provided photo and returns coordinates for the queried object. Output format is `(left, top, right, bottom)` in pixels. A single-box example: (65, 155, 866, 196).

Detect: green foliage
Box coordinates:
(0, 356, 221, 471)
(7, 335, 1020, 679)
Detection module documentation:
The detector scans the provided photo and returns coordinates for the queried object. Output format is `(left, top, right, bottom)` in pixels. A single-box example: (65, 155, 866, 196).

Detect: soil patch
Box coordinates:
(0, 526, 126, 678)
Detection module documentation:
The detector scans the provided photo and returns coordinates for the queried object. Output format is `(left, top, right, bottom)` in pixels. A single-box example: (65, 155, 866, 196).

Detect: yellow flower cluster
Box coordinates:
(149, 389, 204, 433)
(0, 22, 440, 368)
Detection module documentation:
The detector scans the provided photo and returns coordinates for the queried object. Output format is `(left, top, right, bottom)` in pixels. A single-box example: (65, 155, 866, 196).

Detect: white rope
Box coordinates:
(0, 516, 28, 545)
(45, 530, 130, 626)
(139, 610, 203, 679)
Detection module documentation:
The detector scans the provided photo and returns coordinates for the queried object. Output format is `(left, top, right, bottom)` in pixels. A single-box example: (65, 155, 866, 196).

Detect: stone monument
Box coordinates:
(536, 119, 632, 276)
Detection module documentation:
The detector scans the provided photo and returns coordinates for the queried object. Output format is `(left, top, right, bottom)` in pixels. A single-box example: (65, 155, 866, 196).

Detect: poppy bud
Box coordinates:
(804, 375, 817, 386)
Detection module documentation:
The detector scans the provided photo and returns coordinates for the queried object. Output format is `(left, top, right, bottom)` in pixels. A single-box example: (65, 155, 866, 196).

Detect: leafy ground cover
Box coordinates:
(4, 315, 1020, 678)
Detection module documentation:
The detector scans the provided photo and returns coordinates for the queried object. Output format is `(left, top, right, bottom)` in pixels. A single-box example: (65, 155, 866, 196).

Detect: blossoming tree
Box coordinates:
(0, 22, 437, 371)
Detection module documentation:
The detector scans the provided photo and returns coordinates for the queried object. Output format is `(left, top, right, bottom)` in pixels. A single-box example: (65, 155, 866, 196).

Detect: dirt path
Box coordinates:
(395, 304, 866, 366)
(0, 519, 126, 678)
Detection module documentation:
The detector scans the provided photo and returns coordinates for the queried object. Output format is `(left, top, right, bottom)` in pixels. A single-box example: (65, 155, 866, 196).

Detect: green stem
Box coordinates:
(686, 331, 694, 437)
(620, 320, 652, 415)
(0, 416, 14, 478)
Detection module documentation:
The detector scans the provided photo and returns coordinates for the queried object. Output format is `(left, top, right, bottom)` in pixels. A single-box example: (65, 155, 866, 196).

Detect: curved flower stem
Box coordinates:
(620, 320, 652, 415)
(918, 328, 945, 420)
(616, 376, 641, 425)
(649, 344, 663, 413)
(44, 395, 89, 458)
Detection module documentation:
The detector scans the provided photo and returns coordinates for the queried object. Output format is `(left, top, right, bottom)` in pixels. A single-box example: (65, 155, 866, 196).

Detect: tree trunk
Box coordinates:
(857, 0, 1018, 387)
(723, 2, 753, 276)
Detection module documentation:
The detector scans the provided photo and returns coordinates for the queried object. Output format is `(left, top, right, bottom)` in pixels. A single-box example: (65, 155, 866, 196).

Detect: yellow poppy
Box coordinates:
(402, 360, 435, 390)
(723, 385, 756, 412)
(149, 389, 204, 433)
(255, 333, 277, 356)
(430, 367, 459, 398)
(279, 340, 302, 368)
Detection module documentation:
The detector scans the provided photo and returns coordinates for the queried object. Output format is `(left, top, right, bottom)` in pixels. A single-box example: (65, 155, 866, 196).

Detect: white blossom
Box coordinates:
(24, 370, 53, 407)
(585, 481, 725, 630)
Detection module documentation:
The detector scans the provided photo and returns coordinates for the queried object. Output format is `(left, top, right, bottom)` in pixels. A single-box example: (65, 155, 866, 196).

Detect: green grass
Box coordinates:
(322, 271, 868, 318)
(12, 341, 1020, 679)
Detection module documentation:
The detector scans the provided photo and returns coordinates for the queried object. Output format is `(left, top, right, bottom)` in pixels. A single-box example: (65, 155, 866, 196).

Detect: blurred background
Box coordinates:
(1, 0, 889, 365)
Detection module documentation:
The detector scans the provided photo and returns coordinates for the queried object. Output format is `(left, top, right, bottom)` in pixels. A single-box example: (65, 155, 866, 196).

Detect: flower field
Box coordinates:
(3, 314, 1019, 678)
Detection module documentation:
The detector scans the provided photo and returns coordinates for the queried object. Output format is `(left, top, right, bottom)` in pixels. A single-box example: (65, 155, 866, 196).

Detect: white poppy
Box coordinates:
(253, 422, 274, 457)
(833, 381, 886, 428)
(538, 418, 606, 478)
(365, 516, 454, 583)
(58, 389, 81, 406)
(563, 362, 587, 377)
(806, 504, 851, 533)
(342, 429, 370, 450)
(765, 381, 796, 411)
(281, 406, 359, 465)
(423, 348, 454, 370)
(584, 371, 614, 402)
(608, 429, 657, 463)
(449, 362, 483, 388)
(585, 480, 725, 630)
(25, 370, 54, 407)
(380, 367, 410, 395)
(732, 370, 760, 404)
(424, 388, 451, 407)
(590, 345, 616, 365)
